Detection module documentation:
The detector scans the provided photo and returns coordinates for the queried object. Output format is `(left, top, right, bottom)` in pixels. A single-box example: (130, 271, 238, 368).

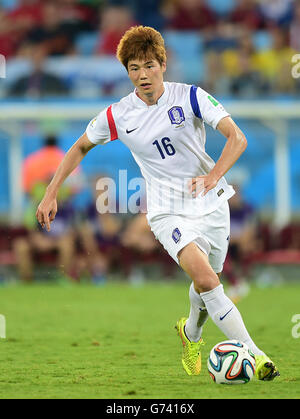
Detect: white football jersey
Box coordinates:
(86, 81, 235, 221)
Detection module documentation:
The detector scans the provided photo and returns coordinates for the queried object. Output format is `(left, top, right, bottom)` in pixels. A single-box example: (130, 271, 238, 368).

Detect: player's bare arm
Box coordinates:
(36, 133, 96, 231)
(189, 116, 247, 197)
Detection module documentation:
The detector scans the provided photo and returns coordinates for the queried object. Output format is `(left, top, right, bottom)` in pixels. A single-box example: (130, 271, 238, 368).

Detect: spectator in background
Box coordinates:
(0, 1, 42, 58)
(132, 0, 166, 31)
(165, 0, 217, 31)
(8, 50, 69, 98)
(107, 0, 166, 31)
(77, 176, 122, 284)
(229, 0, 264, 31)
(222, 34, 267, 97)
(120, 212, 175, 283)
(290, 0, 300, 52)
(59, 0, 98, 37)
(0, 7, 19, 58)
(253, 27, 297, 94)
(13, 135, 80, 282)
(8, 0, 43, 41)
(224, 186, 260, 302)
(258, 0, 293, 28)
(204, 18, 237, 54)
(19, 1, 76, 57)
(22, 135, 77, 193)
(204, 20, 238, 93)
(8, 0, 42, 24)
(95, 5, 137, 55)
(120, 212, 161, 283)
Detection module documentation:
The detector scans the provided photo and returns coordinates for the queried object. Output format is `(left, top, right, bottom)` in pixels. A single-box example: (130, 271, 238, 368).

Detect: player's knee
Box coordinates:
(178, 242, 221, 292)
(193, 270, 220, 294)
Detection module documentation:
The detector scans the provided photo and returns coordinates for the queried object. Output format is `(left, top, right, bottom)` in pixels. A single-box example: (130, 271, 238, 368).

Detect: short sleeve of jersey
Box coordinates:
(85, 108, 110, 145)
(196, 87, 230, 130)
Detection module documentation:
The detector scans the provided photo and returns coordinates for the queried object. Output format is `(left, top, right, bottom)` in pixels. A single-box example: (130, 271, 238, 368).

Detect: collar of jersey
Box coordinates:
(133, 82, 169, 108)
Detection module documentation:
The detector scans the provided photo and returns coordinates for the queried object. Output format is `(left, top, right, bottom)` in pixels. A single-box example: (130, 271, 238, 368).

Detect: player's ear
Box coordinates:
(161, 62, 167, 73)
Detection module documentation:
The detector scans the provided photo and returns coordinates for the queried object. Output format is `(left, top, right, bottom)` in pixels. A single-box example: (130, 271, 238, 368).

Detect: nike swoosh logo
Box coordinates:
(219, 307, 234, 321)
(126, 127, 138, 134)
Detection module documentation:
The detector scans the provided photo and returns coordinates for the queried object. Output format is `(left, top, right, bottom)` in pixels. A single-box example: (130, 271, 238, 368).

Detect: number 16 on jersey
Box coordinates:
(152, 137, 176, 160)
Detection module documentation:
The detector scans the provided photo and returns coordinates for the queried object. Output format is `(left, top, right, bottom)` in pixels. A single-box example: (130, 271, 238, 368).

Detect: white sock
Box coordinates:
(185, 282, 209, 342)
(200, 284, 265, 356)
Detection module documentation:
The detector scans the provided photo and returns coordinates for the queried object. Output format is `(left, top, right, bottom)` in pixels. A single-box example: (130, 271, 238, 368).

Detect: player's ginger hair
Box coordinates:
(116, 25, 167, 70)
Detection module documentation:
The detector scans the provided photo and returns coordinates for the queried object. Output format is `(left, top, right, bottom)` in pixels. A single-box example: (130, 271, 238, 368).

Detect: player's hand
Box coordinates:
(188, 173, 218, 197)
(36, 194, 58, 232)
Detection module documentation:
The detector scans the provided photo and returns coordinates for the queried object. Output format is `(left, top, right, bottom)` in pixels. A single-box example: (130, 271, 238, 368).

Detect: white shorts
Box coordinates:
(149, 201, 230, 273)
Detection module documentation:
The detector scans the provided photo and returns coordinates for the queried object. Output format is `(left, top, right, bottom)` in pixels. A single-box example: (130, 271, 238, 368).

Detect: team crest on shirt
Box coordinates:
(172, 227, 182, 244)
(168, 106, 185, 127)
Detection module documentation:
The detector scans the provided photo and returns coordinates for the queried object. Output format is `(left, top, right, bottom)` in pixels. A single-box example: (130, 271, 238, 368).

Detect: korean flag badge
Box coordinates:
(172, 228, 182, 244)
(168, 106, 185, 128)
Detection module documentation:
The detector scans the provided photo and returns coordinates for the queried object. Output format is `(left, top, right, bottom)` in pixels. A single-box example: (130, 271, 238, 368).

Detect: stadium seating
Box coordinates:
(163, 31, 205, 83)
(252, 30, 273, 51)
(75, 32, 100, 56)
(207, 0, 236, 15)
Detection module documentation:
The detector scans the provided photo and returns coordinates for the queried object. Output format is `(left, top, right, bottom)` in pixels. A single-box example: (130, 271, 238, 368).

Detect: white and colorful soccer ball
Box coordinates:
(207, 340, 256, 384)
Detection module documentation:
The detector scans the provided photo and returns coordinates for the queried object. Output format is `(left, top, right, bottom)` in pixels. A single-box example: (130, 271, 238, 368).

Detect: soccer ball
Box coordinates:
(207, 340, 256, 384)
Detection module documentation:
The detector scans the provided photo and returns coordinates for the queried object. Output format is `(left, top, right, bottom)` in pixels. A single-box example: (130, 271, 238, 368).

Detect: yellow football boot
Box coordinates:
(175, 317, 205, 376)
(255, 354, 280, 381)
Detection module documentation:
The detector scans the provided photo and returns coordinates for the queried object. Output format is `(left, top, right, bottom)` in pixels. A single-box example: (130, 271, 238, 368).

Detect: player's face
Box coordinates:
(127, 58, 166, 105)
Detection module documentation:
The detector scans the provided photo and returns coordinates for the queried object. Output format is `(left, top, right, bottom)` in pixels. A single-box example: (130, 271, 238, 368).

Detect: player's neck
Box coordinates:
(136, 84, 165, 106)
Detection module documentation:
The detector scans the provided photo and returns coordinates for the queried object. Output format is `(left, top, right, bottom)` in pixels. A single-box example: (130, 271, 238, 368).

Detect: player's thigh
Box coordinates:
(149, 214, 211, 265)
(178, 242, 220, 293)
(203, 201, 230, 275)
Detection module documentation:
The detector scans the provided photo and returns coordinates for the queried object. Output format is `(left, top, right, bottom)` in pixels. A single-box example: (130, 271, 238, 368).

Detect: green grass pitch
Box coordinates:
(0, 280, 299, 399)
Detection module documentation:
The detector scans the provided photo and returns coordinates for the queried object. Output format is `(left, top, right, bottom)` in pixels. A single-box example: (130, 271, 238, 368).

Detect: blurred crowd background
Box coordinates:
(1, 0, 300, 97)
(0, 0, 299, 294)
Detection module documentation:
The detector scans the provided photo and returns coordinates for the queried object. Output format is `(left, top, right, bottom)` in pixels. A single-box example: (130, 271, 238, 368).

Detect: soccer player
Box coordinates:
(36, 26, 279, 381)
